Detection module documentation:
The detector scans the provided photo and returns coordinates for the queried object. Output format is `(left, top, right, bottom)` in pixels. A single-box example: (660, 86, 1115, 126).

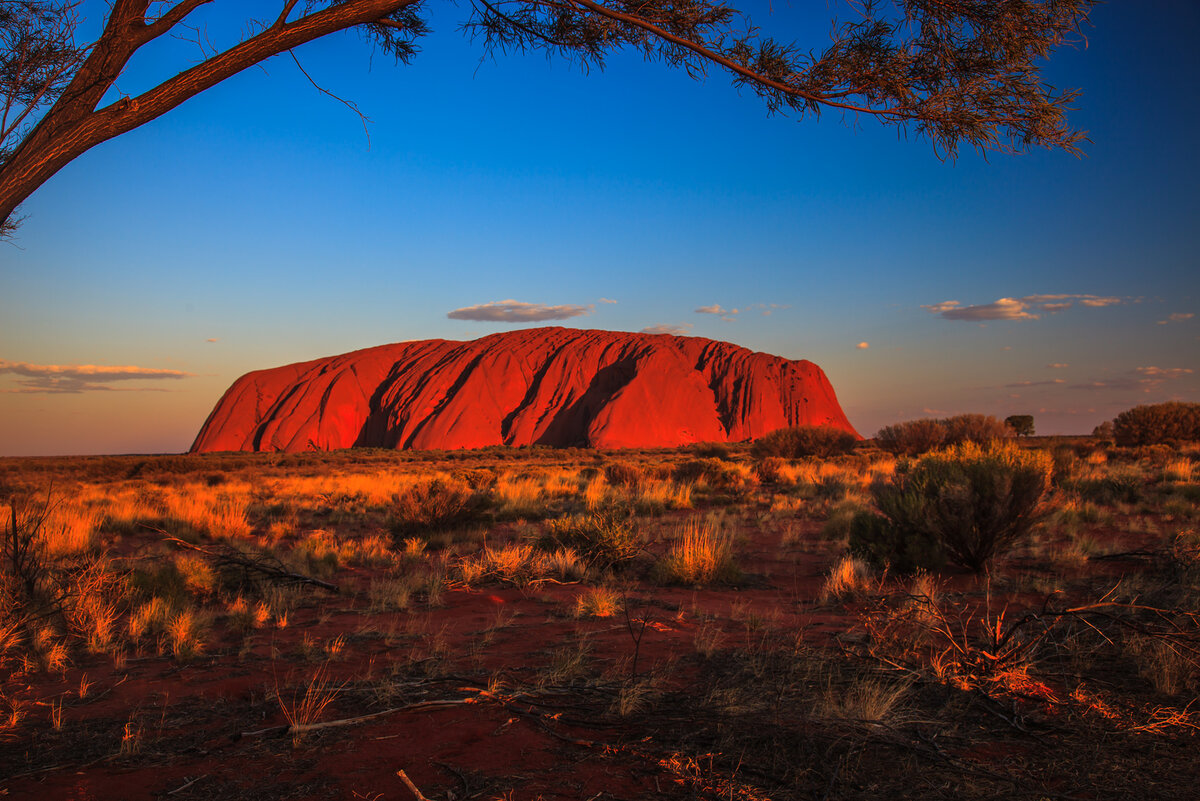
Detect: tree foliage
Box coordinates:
(0, 0, 1095, 234)
(1112, 402, 1200, 447)
(875, 413, 1013, 456)
(1004, 414, 1035, 437)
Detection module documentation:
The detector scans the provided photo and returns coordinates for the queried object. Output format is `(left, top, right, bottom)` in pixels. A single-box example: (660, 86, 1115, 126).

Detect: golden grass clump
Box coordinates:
(819, 555, 874, 602)
(574, 586, 623, 618)
(655, 519, 740, 585)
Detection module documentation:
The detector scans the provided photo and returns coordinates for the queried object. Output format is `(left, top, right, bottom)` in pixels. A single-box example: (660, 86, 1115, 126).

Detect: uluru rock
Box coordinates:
(190, 327, 858, 452)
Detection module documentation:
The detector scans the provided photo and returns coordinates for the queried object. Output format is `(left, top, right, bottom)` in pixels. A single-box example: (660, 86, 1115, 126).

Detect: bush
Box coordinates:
(850, 442, 1052, 573)
(603, 461, 644, 487)
(540, 510, 642, 572)
(1112, 402, 1200, 446)
(941, 414, 1014, 446)
(691, 442, 731, 459)
(751, 425, 857, 459)
(875, 419, 945, 456)
(389, 478, 487, 536)
(875, 414, 1012, 456)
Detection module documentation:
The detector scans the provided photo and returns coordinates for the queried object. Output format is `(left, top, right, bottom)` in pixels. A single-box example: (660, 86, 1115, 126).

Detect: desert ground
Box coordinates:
(2, 436, 1198, 800)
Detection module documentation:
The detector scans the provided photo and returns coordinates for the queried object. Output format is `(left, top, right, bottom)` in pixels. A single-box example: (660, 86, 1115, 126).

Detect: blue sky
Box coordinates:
(1, 1, 1197, 455)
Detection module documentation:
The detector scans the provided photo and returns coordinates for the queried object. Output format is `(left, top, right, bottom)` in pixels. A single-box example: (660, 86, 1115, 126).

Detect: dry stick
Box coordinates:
(159, 534, 339, 594)
(397, 769, 432, 801)
(239, 698, 476, 739)
(167, 774, 207, 795)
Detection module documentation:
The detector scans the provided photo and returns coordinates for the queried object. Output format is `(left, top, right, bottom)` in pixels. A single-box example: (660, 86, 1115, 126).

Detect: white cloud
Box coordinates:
(923, 294, 1126, 322)
(855, 341, 869, 350)
(0, 359, 194, 394)
(447, 299, 593, 322)
(695, 304, 728, 315)
(598, 297, 618, 304)
(641, 324, 693, 336)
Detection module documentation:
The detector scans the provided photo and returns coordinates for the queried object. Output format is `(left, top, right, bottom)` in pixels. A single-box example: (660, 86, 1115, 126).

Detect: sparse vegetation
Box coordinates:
(751, 425, 857, 459)
(3, 437, 1199, 800)
(851, 442, 1052, 572)
(1113, 401, 1200, 446)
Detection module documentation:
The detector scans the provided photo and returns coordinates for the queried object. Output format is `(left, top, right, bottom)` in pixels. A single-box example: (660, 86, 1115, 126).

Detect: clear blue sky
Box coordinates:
(1, 1, 1197, 455)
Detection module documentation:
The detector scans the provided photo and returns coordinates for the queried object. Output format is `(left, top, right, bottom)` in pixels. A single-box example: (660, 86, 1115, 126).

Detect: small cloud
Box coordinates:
(598, 297, 618, 304)
(1001, 346, 1013, 351)
(1157, 312, 1194, 325)
(922, 407, 951, 416)
(923, 297, 1038, 321)
(855, 342, 869, 350)
(1136, 366, 1193, 379)
(206, 338, 219, 343)
(1005, 379, 1066, 387)
(447, 299, 593, 322)
(695, 304, 728, 315)
(1070, 366, 1194, 392)
(0, 359, 193, 394)
(641, 324, 693, 336)
(923, 293, 1126, 322)
(1047, 363, 1069, 369)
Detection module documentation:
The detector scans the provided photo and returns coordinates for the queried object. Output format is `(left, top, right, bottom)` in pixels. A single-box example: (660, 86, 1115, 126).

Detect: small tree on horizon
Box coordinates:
(1005, 415, 1035, 438)
(1, 0, 1096, 237)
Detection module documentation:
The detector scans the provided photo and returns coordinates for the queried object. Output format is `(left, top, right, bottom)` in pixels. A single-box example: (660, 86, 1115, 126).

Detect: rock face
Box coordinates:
(190, 327, 858, 452)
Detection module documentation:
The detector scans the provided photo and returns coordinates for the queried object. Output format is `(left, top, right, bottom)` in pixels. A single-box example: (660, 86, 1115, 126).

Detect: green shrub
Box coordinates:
(941, 414, 1014, 446)
(875, 414, 1012, 456)
(875, 419, 945, 456)
(751, 425, 857, 459)
(540, 510, 641, 571)
(1113, 402, 1200, 446)
(849, 442, 1052, 573)
(389, 478, 487, 536)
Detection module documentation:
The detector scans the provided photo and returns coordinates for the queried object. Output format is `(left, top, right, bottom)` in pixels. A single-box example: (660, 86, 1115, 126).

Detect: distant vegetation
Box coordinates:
(751, 425, 858, 459)
(1113, 402, 1200, 446)
(875, 413, 1013, 456)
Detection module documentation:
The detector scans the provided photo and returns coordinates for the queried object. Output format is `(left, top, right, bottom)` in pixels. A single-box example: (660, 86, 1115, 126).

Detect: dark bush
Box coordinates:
(1005, 414, 1035, 437)
(753, 456, 788, 484)
(389, 478, 487, 536)
(540, 510, 641, 571)
(941, 414, 1014, 446)
(875, 414, 1012, 456)
(751, 425, 857, 459)
(691, 442, 731, 459)
(849, 442, 1052, 573)
(1113, 402, 1200, 446)
(604, 461, 644, 487)
(875, 418, 945, 456)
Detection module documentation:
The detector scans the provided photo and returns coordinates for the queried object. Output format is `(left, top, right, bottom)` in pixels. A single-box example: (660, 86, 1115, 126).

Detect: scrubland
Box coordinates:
(2, 435, 1199, 800)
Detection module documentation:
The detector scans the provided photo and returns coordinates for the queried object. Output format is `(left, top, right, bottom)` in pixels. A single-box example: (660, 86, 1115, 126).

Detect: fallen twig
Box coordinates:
(397, 769, 432, 801)
(160, 534, 339, 594)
